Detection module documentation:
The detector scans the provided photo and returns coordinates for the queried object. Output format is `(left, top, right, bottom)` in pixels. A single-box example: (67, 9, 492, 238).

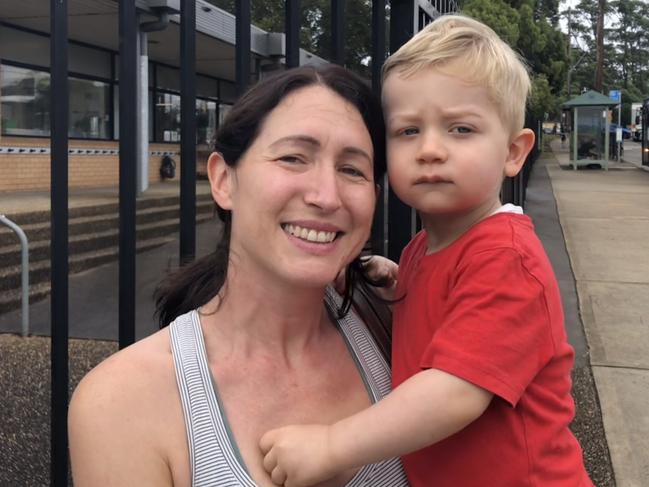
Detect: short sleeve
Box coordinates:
(420, 248, 555, 406)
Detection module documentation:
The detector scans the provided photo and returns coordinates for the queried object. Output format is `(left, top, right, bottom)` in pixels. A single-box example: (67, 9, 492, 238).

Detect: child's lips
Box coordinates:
(415, 175, 452, 184)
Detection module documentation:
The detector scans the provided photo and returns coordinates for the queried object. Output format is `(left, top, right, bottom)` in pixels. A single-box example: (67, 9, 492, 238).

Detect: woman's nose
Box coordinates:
(417, 130, 448, 164)
(303, 165, 343, 212)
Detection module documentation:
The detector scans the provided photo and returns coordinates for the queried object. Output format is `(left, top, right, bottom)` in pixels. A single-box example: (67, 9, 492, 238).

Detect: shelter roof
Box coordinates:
(563, 90, 618, 107)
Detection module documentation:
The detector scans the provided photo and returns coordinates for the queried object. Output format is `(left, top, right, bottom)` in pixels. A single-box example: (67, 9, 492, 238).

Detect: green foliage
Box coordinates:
(462, 0, 521, 45)
(207, 0, 575, 120)
(463, 0, 568, 121)
(529, 74, 556, 119)
(204, 0, 377, 77)
(565, 0, 649, 107)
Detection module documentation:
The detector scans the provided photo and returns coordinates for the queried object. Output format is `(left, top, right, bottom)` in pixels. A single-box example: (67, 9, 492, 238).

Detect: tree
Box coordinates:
(462, 0, 569, 119)
(566, 0, 649, 124)
(204, 0, 378, 77)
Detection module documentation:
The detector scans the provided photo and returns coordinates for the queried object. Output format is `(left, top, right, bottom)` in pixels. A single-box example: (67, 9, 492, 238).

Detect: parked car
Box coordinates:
(609, 123, 632, 139)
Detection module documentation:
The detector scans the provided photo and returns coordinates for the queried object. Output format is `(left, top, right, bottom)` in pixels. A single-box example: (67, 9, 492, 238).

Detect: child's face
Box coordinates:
(383, 67, 519, 221)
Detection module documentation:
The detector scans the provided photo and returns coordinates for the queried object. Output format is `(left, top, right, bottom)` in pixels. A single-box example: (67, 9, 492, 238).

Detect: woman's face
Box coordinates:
(215, 85, 377, 290)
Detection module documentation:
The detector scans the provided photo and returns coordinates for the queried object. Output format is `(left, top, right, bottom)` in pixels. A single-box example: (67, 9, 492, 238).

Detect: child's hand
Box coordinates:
(334, 256, 399, 299)
(259, 424, 339, 487)
(361, 255, 398, 296)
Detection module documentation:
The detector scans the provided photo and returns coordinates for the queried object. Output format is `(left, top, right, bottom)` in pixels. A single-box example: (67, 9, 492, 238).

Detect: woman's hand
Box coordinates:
(259, 424, 340, 487)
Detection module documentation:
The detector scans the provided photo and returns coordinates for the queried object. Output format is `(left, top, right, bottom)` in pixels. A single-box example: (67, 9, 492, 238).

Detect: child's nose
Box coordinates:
(416, 131, 448, 164)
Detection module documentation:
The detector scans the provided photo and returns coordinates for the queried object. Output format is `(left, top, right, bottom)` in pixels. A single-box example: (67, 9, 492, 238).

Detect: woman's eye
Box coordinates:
(340, 165, 369, 180)
(278, 155, 304, 164)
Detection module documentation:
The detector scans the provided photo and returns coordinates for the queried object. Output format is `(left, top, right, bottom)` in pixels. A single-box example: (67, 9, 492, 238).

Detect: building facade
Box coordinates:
(0, 0, 324, 192)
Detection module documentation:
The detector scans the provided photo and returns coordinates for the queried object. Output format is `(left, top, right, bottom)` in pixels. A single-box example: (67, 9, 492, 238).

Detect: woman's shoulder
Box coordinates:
(69, 327, 187, 486)
(73, 327, 174, 404)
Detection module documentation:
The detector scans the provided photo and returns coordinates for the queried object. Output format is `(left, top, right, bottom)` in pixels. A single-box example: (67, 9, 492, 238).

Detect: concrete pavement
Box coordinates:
(548, 138, 649, 487)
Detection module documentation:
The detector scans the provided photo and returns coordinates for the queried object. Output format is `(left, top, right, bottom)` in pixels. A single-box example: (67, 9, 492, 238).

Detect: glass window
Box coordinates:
(0, 26, 50, 68)
(69, 77, 111, 139)
(219, 81, 237, 104)
(155, 92, 181, 142)
(196, 99, 217, 146)
(157, 65, 180, 92)
(219, 103, 232, 126)
(69, 43, 112, 79)
(1, 64, 51, 136)
(197, 75, 218, 99)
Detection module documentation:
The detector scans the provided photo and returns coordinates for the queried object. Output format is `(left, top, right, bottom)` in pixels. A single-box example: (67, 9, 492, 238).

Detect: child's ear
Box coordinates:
(207, 152, 235, 210)
(504, 128, 536, 178)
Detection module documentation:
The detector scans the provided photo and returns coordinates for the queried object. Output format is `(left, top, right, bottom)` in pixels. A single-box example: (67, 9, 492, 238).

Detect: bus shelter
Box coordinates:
(562, 90, 617, 170)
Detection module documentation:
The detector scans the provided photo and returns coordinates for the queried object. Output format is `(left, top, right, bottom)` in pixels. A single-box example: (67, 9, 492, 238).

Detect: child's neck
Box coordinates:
(422, 200, 503, 254)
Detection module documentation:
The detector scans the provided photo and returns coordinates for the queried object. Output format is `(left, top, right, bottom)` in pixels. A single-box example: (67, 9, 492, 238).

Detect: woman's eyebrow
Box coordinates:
(269, 135, 371, 163)
(341, 147, 372, 164)
(269, 135, 320, 149)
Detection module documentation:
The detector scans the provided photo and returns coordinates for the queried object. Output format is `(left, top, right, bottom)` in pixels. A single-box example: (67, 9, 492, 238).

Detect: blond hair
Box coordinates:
(382, 14, 530, 134)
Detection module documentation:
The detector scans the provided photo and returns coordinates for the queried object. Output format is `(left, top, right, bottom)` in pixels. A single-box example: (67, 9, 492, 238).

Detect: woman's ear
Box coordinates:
(504, 128, 536, 178)
(207, 152, 234, 210)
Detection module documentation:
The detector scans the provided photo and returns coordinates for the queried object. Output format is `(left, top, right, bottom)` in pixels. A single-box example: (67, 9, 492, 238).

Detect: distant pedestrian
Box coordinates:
(561, 131, 567, 148)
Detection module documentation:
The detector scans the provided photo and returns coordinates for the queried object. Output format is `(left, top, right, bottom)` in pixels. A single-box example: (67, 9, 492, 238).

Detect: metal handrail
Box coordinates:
(0, 215, 29, 336)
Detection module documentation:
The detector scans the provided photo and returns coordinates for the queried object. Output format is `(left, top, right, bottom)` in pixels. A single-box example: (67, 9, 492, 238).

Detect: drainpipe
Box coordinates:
(138, 9, 171, 194)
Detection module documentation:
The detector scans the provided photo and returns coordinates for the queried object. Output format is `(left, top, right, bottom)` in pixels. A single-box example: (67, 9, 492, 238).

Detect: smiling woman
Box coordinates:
(67, 65, 409, 487)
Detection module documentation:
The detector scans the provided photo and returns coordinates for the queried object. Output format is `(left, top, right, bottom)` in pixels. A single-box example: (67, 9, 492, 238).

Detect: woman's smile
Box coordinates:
(281, 223, 340, 244)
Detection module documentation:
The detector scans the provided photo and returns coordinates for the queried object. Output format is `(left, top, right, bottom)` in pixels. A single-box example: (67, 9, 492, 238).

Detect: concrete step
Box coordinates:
(0, 201, 215, 247)
(0, 213, 216, 285)
(0, 236, 177, 314)
(2, 192, 214, 226)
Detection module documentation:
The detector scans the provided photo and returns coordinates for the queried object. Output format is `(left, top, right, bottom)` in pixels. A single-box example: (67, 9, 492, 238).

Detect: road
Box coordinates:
(623, 139, 643, 166)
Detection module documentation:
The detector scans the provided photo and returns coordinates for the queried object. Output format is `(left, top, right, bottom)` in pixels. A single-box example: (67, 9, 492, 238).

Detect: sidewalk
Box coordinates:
(546, 138, 649, 487)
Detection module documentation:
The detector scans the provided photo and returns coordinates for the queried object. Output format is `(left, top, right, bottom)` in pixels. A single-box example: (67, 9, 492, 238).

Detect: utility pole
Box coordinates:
(595, 0, 605, 91)
(567, 7, 572, 98)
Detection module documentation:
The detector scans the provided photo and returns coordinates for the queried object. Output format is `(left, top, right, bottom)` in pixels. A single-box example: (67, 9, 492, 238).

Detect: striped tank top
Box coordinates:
(169, 288, 410, 487)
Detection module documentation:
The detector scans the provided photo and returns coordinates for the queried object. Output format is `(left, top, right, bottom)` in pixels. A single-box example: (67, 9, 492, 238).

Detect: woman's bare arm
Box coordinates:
(68, 346, 176, 487)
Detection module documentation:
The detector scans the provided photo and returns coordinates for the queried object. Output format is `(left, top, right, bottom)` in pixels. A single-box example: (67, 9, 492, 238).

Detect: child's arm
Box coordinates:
(259, 368, 492, 487)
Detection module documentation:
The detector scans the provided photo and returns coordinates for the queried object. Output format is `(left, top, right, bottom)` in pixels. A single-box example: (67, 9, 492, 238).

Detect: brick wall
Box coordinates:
(0, 137, 186, 192)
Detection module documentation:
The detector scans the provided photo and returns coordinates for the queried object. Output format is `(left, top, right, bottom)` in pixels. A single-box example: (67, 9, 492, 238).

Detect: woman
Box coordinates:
(68, 65, 408, 487)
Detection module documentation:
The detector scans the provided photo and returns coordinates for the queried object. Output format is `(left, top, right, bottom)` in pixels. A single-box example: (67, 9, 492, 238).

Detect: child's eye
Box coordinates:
(450, 126, 473, 134)
(401, 127, 419, 136)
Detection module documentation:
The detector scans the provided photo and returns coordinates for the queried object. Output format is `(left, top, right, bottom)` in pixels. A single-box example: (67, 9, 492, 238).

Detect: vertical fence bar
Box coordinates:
(236, 0, 251, 95)
(50, 1, 69, 483)
(119, 0, 137, 349)
(387, 0, 416, 262)
(331, 0, 345, 65)
(285, 0, 300, 68)
(370, 0, 386, 255)
(180, 0, 197, 264)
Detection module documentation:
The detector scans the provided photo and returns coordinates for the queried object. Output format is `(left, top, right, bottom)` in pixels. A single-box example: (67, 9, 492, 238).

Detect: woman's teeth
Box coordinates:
(283, 224, 337, 243)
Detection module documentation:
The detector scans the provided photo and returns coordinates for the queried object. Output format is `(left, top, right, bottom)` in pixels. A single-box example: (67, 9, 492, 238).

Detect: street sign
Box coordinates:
(609, 90, 621, 103)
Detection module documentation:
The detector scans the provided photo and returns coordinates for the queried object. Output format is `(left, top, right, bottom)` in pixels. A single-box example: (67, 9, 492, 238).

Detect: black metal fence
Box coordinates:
(47, 1, 458, 483)
(501, 115, 542, 208)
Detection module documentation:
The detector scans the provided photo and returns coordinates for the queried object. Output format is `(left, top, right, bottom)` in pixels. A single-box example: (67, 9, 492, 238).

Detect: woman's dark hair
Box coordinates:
(155, 64, 386, 327)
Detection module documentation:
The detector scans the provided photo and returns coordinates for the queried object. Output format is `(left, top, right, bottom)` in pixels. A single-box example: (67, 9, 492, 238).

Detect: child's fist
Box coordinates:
(259, 424, 338, 487)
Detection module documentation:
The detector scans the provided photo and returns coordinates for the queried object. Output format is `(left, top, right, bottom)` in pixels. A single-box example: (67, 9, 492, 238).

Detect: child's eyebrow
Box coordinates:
(438, 106, 487, 119)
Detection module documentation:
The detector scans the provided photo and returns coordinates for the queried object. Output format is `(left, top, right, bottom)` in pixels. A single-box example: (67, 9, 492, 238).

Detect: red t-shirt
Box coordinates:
(392, 213, 593, 487)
